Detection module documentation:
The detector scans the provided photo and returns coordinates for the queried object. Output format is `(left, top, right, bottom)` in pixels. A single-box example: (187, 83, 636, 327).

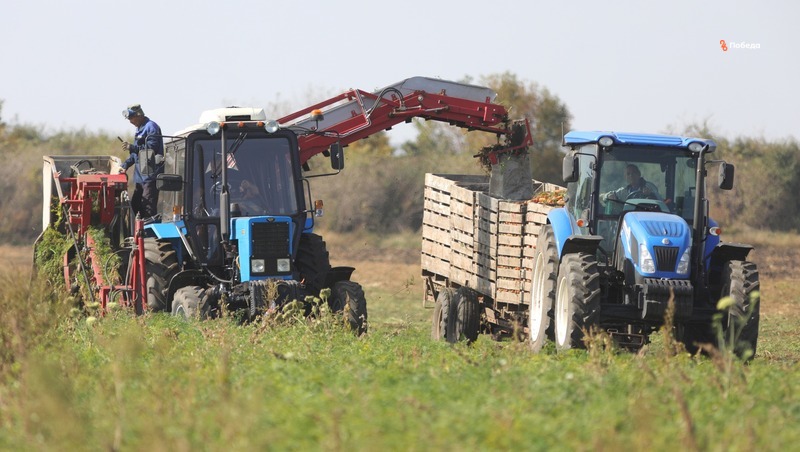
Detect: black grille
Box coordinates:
(653, 246, 679, 272)
(251, 222, 290, 259)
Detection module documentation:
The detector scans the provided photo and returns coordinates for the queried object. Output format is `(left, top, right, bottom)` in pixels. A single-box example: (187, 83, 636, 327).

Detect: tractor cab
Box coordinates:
(153, 108, 312, 282)
(562, 132, 723, 269)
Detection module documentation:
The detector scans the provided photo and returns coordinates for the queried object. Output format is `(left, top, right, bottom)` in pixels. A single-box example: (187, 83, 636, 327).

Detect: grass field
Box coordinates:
(1, 230, 799, 451)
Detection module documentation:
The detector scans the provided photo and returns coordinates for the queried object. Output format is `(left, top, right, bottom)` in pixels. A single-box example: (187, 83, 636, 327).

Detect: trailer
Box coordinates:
(425, 130, 760, 361)
(422, 173, 564, 342)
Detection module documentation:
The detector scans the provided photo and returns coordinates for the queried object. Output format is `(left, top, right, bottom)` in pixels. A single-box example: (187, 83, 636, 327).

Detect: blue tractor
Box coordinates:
(145, 107, 367, 331)
(527, 131, 759, 358)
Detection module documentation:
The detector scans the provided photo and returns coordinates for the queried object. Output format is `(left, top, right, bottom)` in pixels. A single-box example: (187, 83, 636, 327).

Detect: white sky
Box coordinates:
(1, 0, 797, 146)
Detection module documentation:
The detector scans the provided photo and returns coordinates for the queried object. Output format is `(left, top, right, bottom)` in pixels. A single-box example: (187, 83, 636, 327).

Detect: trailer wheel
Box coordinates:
(431, 288, 454, 341)
(554, 253, 600, 351)
(295, 233, 331, 294)
(329, 280, 368, 335)
(529, 224, 558, 352)
(172, 285, 212, 320)
(719, 260, 760, 360)
(447, 287, 480, 344)
(144, 238, 180, 312)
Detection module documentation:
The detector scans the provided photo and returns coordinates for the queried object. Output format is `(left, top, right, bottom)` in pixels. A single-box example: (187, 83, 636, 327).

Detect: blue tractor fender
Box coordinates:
(703, 218, 721, 266)
(547, 207, 603, 259)
(144, 221, 187, 264)
(303, 217, 314, 233)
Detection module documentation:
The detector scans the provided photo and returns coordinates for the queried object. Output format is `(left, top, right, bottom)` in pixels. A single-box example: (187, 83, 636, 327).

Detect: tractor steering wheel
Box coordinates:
(626, 189, 657, 201)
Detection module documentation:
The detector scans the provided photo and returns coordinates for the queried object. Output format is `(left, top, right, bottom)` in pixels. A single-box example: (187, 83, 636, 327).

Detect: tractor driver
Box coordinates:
(601, 164, 662, 205)
(235, 178, 268, 215)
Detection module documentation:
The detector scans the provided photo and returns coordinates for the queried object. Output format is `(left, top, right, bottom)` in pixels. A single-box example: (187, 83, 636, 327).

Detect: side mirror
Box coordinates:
(718, 162, 735, 190)
(156, 173, 183, 191)
(330, 143, 345, 170)
(562, 152, 579, 183)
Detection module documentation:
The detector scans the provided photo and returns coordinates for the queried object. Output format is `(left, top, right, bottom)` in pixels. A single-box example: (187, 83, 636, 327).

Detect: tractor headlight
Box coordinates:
(264, 120, 280, 134)
(639, 243, 656, 273)
(688, 141, 704, 153)
(206, 121, 221, 136)
(598, 136, 614, 147)
(251, 259, 266, 273)
(276, 258, 291, 273)
(676, 247, 691, 274)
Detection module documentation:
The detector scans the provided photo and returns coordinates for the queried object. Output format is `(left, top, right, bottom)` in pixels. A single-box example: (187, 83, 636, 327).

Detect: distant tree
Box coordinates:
(344, 131, 394, 159)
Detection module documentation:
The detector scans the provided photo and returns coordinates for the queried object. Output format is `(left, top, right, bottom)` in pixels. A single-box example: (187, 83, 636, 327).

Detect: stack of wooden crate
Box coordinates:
(422, 173, 563, 310)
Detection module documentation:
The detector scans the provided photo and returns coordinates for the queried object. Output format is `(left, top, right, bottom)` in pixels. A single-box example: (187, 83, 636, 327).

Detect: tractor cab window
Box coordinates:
(594, 147, 682, 258)
(190, 135, 299, 218)
(565, 144, 597, 234)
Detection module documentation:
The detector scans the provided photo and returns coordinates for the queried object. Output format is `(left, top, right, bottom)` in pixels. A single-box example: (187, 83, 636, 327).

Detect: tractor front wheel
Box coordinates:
(719, 260, 760, 360)
(172, 285, 213, 320)
(329, 280, 368, 335)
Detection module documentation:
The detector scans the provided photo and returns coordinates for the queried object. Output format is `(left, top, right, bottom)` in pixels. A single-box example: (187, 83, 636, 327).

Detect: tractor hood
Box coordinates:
(619, 212, 692, 278)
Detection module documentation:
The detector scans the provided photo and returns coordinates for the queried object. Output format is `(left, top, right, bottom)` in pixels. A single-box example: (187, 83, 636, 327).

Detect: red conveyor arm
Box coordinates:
(277, 77, 520, 166)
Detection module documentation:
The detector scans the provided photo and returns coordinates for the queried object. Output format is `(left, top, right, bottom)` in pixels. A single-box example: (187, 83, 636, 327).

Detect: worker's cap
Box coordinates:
(122, 104, 145, 119)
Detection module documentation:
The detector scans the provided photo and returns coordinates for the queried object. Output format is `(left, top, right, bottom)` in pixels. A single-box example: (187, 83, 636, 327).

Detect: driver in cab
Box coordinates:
(601, 164, 662, 205)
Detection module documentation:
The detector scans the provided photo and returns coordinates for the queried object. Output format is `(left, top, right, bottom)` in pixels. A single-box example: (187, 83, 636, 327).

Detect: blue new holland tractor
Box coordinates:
(528, 131, 759, 358)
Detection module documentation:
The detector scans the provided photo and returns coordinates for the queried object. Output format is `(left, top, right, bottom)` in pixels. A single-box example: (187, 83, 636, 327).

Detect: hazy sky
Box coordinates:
(1, 0, 797, 146)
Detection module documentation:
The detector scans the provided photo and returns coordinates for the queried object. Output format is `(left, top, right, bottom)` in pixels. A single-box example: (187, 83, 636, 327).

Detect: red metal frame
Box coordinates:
(279, 88, 523, 166)
(59, 173, 128, 237)
(54, 170, 147, 314)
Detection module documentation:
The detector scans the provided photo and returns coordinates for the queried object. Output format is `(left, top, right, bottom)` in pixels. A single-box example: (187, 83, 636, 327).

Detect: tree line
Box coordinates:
(0, 75, 797, 245)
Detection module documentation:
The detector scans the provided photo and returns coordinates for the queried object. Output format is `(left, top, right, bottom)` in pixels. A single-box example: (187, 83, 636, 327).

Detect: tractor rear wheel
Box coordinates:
(447, 287, 480, 344)
(144, 238, 180, 312)
(329, 280, 368, 335)
(554, 252, 601, 351)
(431, 288, 455, 341)
(172, 285, 212, 320)
(719, 260, 760, 360)
(529, 224, 558, 352)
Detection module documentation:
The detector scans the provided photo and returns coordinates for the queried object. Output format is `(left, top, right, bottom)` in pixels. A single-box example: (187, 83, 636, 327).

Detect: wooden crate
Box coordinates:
(421, 173, 563, 305)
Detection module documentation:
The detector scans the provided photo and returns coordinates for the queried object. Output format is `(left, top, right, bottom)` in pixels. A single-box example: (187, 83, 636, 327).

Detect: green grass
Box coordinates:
(2, 303, 800, 451)
(3, 252, 800, 451)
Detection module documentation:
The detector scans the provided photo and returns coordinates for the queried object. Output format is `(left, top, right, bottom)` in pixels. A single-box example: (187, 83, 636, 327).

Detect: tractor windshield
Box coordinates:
(190, 135, 299, 217)
(594, 146, 698, 256)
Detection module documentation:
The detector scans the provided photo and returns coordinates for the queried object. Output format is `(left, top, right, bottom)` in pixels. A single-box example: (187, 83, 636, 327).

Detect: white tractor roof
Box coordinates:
(173, 107, 268, 136)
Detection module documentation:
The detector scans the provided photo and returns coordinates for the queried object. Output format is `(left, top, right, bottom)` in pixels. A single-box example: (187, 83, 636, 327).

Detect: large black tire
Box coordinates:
(295, 233, 331, 294)
(528, 224, 558, 352)
(329, 280, 368, 335)
(447, 287, 480, 344)
(431, 288, 455, 341)
(144, 238, 180, 312)
(719, 260, 760, 360)
(172, 285, 213, 320)
(553, 253, 601, 351)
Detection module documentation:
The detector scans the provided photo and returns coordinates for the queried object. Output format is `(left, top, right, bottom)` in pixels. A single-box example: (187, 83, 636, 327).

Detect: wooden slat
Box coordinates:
(495, 289, 524, 304)
(498, 223, 523, 235)
(497, 255, 523, 268)
(498, 200, 526, 214)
